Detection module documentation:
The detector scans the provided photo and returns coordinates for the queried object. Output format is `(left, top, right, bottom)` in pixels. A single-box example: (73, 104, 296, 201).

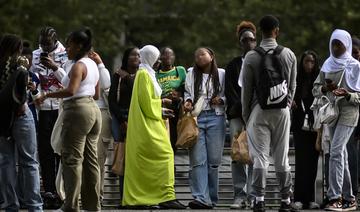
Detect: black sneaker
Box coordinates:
(159, 199, 187, 209)
(188, 200, 213, 209)
(321, 197, 330, 209)
(342, 199, 357, 211)
(253, 201, 265, 212)
(279, 202, 299, 212)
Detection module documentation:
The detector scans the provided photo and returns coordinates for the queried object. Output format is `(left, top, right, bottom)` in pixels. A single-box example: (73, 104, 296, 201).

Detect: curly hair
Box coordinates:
(236, 21, 256, 39)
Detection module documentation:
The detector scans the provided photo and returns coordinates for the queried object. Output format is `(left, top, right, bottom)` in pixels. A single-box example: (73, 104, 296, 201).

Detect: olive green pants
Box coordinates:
(61, 97, 102, 212)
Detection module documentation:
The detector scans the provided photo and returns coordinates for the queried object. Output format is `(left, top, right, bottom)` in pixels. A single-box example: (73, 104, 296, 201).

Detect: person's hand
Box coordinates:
(323, 80, 337, 92)
(162, 108, 175, 119)
(88, 51, 103, 65)
(162, 98, 172, 107)
(35, 92, 48, 105)
(333, 88, 349, 96)
(184, 100, 193, 112)
(40, 56, 58, 71)
(16, 104, 26, 116)
(170, 90, 181, 100)
(211, 96, 224, 105)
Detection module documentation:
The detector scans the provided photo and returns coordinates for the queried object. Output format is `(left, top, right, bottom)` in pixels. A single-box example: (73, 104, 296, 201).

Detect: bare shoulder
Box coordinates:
(70, 61, 87, 74)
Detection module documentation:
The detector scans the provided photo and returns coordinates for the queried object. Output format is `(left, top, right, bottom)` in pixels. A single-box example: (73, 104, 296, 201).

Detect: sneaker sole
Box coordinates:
(343, 206, 357, 211)
(325, 207, 344, 211)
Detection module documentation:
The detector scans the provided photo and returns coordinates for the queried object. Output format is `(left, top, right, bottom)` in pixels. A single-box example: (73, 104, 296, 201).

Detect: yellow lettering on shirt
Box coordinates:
(158, 75, 179, 83)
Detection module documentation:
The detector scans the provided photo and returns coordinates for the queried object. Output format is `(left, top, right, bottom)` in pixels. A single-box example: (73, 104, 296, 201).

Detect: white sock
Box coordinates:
(281, 198, 291, 204)
(256, 196, 264, 203)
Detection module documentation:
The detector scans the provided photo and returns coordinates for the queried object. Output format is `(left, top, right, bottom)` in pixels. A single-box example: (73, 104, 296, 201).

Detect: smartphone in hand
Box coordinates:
(325, 79, 332, 84)
(40, 52, 48, 58)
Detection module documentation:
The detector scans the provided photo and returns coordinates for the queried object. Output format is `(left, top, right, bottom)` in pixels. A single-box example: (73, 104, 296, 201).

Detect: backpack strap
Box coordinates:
(273, 45, 284, 55)
(254, 46, 266, 56)
(254, 45, 284, 56)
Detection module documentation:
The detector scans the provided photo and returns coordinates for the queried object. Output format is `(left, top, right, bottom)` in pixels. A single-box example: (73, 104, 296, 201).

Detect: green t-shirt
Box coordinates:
(156, 66, 186, 97)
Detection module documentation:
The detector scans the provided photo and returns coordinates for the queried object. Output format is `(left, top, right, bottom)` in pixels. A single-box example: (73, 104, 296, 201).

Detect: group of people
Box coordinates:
(1, 14, 360, 212)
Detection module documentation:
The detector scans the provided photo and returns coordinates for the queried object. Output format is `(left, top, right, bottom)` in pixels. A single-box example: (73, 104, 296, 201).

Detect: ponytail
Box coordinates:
(67, 27, 93, 61)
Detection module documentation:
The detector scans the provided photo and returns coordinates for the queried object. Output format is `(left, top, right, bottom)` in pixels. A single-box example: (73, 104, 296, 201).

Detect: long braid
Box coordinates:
(0, 57, 13, 89)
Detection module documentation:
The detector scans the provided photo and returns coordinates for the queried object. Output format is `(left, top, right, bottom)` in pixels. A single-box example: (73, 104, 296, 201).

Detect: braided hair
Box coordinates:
(0, 34, 22, 89)
(40, 26, 57, 42)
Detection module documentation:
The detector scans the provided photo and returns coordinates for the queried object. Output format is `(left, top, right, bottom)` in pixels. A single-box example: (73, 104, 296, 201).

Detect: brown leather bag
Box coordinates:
(231, 131, 252, 164)
(112, 142, 126, 176)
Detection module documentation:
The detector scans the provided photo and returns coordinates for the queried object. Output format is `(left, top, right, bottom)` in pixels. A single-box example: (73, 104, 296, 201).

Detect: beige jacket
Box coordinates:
(312, 70, 360, 127)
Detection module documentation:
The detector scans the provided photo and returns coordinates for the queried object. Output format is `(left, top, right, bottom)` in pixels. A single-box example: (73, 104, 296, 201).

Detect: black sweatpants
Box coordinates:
(294, 129, 319, 205)
(38, 110, 60, 193)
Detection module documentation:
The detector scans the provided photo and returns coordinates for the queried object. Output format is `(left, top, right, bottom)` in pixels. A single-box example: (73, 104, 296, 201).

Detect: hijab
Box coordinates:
(139, 45, 162, 97)
(321, 29, 360, 92)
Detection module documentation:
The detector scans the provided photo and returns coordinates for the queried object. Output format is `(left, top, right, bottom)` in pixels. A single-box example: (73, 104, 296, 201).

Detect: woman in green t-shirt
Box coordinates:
(156, 47, 186, 152)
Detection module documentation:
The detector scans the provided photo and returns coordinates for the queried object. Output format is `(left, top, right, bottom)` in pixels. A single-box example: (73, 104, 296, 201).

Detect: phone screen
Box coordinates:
(40, 52, 48, 58)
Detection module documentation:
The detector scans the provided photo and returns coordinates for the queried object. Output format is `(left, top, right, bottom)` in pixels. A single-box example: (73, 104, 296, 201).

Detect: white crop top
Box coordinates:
(62, 57, 99, 100)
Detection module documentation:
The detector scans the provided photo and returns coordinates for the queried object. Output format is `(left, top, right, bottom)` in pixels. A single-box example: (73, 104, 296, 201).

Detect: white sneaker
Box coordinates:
(249, 199, 254, 209)
(309, 201, 320, 209)
(294, 201, 303, 210)
(230, 198, 246, 209)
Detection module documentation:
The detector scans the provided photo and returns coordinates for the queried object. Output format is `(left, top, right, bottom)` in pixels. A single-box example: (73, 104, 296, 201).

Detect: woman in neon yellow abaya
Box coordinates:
(122, 45, 185, 209)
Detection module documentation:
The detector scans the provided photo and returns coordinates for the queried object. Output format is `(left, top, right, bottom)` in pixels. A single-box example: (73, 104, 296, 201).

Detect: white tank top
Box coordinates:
(62, 57, 99, 100)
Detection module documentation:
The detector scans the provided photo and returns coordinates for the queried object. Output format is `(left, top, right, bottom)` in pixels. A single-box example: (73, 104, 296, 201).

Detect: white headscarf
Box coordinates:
(139, 45, 162, 97)
(321, 29, 360, 92)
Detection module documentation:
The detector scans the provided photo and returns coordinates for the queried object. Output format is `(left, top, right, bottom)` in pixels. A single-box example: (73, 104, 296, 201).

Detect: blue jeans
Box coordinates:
(0, 106, 43, 211)
(346, 130, 359, 197)
(189, 110, 225, 206)
(327, 124, 355, 201)
(229, 118, 253, 201)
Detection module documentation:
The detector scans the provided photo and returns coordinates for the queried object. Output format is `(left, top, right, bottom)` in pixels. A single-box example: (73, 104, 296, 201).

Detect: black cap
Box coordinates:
(259, 15, 280, 32)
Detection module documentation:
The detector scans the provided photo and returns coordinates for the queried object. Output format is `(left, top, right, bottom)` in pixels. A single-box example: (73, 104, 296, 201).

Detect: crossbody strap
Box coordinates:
(116, 76, 122, 103)
(337, 70, 345, 87)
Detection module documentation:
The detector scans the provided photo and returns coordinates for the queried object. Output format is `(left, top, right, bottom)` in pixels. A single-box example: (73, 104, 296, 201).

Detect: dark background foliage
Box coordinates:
(1, 0, 359, 70)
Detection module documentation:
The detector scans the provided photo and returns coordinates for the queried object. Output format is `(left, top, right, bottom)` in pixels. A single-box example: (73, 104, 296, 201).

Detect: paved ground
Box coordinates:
(37, 210, 327, 212)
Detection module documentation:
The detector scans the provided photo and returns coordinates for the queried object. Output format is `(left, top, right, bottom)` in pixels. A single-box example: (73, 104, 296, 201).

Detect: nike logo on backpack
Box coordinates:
(267, 80, 288, 105)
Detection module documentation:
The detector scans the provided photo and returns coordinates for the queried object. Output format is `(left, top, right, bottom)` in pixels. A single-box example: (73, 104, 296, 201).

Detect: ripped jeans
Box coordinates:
(189, 110, 225, 206)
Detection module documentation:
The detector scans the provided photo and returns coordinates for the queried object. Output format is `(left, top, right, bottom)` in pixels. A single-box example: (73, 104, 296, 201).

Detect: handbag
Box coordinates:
(318, 95, 340, 126)
(51, 100, 64, 155)
(230, 130, 252, 164)
(176, 109, 199, 149)
(318, 71, 345, 127)
(301, 100, 315, 131)
(55, 161, 65, 200)
(111, 142, 126, 176)
(302, 114, 313, 131)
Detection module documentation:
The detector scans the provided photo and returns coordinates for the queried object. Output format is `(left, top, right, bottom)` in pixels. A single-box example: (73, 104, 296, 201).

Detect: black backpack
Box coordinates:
(254, 45, 288, 109)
